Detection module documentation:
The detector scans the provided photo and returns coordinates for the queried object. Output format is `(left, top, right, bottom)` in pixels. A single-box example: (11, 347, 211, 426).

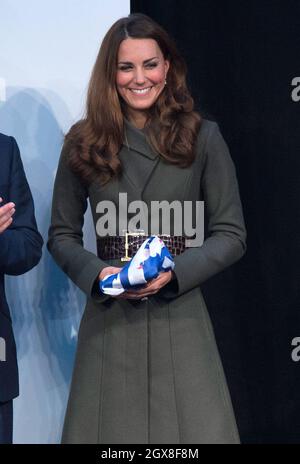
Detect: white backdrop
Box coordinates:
(0, 0, 130, 443)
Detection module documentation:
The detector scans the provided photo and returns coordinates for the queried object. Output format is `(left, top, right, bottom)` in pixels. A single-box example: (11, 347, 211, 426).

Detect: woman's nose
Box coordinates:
(134, 67, 146, 84)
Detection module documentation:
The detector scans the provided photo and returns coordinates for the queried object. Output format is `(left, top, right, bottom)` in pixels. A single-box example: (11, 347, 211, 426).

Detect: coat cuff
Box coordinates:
(77, 257, 111, 303)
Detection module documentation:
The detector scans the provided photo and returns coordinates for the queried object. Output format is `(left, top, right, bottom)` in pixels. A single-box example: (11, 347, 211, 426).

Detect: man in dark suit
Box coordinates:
(0, 133, 43, 444)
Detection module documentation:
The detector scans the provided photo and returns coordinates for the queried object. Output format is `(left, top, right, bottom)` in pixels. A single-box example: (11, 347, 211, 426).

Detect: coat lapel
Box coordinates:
(120, 119, 160, 194)
(123, 118, 158, 161)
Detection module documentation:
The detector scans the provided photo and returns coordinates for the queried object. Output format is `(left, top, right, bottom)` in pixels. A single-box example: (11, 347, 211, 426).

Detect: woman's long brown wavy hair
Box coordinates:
(66, 13, 202, 186)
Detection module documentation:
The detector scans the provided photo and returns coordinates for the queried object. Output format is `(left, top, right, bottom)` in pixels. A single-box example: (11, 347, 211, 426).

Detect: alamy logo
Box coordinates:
(95, 193, 205, 247)
(291, 77, 300, 102)
(0, 337, 6, 362)
(291, 337, 300, 362)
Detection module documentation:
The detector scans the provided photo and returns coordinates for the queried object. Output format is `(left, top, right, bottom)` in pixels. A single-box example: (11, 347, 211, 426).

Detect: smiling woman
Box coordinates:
(48, 12, 247, 444)
(62, 13, 200, 188)
(116, 38, 169, 128)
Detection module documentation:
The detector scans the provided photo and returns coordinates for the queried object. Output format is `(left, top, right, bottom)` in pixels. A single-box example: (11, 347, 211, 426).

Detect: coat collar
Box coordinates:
(123, 118, 158, 161)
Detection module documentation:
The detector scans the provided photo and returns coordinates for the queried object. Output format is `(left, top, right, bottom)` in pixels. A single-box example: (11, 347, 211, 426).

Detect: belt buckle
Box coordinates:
(121, 229, 146, 262)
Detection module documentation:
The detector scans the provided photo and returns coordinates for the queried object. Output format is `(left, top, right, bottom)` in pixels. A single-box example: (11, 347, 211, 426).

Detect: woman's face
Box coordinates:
(116, 38, 170, 125)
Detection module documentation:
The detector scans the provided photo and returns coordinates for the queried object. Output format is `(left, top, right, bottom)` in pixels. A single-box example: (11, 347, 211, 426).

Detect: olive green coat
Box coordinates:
(47, 118, 247, 444)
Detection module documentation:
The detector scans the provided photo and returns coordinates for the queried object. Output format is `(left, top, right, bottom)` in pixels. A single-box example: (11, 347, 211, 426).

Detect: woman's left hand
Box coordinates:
(116, 270, 175, 300)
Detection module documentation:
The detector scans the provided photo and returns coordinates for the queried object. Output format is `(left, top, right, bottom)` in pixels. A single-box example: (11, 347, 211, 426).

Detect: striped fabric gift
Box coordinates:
(99, 235, 175, 296)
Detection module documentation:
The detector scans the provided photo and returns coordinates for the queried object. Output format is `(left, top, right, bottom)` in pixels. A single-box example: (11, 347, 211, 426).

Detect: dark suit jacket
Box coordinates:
(0, 134, 43, 402)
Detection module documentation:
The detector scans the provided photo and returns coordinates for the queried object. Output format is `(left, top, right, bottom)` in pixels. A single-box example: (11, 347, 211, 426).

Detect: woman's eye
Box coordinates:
(119, 63, 158, 71)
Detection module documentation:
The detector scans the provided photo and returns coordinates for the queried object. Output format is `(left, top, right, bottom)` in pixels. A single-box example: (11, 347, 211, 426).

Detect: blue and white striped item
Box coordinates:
(99, 235, 175, 296)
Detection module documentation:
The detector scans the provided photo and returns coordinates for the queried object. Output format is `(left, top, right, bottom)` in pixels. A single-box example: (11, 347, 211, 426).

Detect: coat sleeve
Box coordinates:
(160, 121, 247, 299)
(0, 137, 43, 275)
(47, 142, 110, 302)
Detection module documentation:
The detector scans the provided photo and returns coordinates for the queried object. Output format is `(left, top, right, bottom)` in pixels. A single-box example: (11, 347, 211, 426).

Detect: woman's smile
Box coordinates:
(116, 38, 169, 126)
(129, 86, 153, 95)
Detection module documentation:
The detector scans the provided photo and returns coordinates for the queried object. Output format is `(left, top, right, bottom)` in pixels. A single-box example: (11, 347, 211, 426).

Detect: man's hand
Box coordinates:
(0, 198, 15, 234)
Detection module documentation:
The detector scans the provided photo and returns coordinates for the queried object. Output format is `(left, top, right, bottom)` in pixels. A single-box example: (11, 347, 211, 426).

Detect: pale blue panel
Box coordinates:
(0, 0, 130, 444)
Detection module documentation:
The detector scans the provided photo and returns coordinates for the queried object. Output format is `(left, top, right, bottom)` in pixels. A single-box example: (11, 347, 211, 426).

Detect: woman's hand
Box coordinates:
(117, 270, 175, 300)
(98, 266, 175, 300)
(98, 266, 122, 281)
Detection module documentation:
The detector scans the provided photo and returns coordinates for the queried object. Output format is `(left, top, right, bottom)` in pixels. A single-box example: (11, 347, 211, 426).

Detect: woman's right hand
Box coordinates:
(98, 266, 159, 300)
(98, 266, 149, 300)
(98, 266, 122, 282)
